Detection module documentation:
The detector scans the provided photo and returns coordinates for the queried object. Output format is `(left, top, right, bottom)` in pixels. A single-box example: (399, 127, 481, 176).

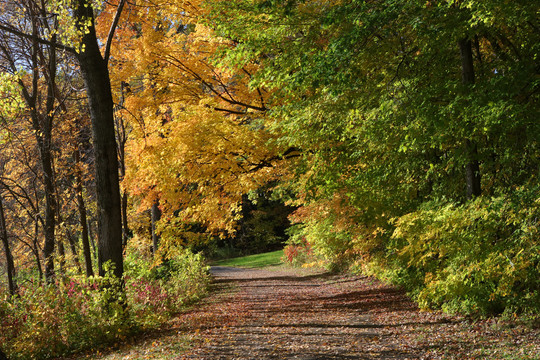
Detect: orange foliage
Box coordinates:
(96, 0, 288, 235)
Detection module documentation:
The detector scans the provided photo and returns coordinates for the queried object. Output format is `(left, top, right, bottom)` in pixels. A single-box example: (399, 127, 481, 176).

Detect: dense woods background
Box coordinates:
(0, 0, 538, 358)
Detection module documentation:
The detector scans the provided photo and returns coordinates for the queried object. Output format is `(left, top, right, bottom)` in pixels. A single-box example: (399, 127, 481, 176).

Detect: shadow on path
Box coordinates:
(177, 267, 465, 359)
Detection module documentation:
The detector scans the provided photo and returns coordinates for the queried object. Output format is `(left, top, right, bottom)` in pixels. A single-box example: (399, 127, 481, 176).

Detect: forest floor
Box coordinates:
(86, 265, 540, 360)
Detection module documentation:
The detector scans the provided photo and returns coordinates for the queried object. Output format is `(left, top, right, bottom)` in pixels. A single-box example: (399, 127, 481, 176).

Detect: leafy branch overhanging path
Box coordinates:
(172, 267, 539, 359)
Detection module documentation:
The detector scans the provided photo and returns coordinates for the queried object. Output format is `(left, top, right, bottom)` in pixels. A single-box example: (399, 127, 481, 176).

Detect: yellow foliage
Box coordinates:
(101, 0, 289, 236)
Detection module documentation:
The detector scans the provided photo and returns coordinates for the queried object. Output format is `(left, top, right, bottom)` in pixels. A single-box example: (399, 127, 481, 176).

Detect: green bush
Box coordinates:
(388, 187, 540, 316)
(282, 222, 353, 272)
(125, 247, 210, 327)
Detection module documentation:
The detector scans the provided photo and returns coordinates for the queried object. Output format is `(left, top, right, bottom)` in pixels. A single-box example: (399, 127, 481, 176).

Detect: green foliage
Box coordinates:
(124, 246, 210, 327)
(195, 189, 293, 259)
(0, 72, 24, 119)
(286, 220, 355, 273)
(207, 0, 540, 316)
(389, 187, 540, 315)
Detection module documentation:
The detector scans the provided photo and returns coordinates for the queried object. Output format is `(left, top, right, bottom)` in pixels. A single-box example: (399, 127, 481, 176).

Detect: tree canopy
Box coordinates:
(0, 0, 539, 320)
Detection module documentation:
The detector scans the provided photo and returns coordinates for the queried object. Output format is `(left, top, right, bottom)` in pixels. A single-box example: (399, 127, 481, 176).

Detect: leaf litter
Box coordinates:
(77, 266, 539, 359)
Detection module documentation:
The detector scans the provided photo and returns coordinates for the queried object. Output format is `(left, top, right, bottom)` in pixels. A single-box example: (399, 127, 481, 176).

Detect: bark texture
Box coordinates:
(75, 148, 94, 277)
(74, 1, 123, 278)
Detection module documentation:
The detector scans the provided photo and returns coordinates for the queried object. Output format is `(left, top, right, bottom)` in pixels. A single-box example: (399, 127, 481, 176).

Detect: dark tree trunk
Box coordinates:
(33, 219, 43, 282)
(26, 27, 57, 283)
(57, 209, 82, 274)
(151, 199, 161, 254)
(39, 147, 56, 282)
(116, 85, 131, 250)
(17, 9, 59, 283)
(66, 229, 82, 274)
(459, 38, 481, 199)
(0, 193, 17, 296)
(74, 147, 94, 277)
(57, 237, 66, 275)
(465, 139, 481, 199)
(74, 1, 123, 278)
(40, 139, 56, 282)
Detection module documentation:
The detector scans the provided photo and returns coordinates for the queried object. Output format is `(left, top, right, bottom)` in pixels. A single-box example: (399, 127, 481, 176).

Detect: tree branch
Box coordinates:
(104, 0, 127, 65)
(0, 23, 76, 54)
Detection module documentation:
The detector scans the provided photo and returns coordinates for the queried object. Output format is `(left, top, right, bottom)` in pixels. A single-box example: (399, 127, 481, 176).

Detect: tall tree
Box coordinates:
(72, 0, 125, 277)
(74, 143, 94, 276)
(0, 0, 128, 278)
(207, 0, 539, 266)
(151, 198, 161, 254)
(0, 0, 61, 282)
(459, 37, 481, 198)
(107, 0, 287, 241)
(115, 81, 132, 249)
(0, 188, 16, 296)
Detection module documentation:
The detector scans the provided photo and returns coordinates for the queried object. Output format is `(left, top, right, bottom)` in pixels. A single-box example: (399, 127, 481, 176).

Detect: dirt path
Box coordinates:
(170, 266, 539, 360)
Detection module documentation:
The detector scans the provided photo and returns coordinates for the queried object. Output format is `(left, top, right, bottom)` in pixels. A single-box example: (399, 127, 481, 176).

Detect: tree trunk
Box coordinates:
(78, 187, 94, 277)
(74, 1, 123, 278)
(116, 84, 131, 250)
(57, 209, 82, 274)
(24, 11, 57, 283)
(33, 219, 43, 283)
(121, 191, 130, 249)
(66, 228, 82, 274)
(40, 144, 56, 282)
(75, 148, 94, 277)
(0, 193, 17, 296)
(57, 237, 66, 275)
(459, 38, 481, 199)
(151, 199, 161, 254)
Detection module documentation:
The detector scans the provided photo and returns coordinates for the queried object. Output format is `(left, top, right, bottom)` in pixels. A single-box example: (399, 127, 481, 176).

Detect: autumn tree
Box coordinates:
(0, 0, 133, 279)
(0, 111, 45, 282)
(0, 0, 65, 281)
(102, 0, 289, 250)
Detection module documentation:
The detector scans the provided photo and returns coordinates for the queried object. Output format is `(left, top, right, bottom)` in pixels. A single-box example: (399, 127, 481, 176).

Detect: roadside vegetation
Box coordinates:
(0, 245, 210, 360)
(0, 0, 538, 358)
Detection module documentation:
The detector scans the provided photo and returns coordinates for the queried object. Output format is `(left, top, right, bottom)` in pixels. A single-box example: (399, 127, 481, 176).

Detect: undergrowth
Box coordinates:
(0, 247, 210, 360)
(283, 187, 540, 317)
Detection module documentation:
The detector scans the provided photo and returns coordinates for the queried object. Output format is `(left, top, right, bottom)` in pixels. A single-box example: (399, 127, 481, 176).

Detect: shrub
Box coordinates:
(125, 247, 210, 327)
(282, 236, 314, 267)
(388, 187, 540, 316)
(1, 271, 130, 360)
(1, 248, 210, 360)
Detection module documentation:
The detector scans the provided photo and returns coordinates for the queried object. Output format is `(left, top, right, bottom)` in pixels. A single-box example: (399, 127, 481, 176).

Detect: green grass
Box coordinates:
(212, 250, 284, 268)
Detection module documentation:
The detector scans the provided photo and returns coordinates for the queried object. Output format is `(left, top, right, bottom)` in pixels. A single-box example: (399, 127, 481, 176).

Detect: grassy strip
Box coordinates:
(212, 250, 284, 268)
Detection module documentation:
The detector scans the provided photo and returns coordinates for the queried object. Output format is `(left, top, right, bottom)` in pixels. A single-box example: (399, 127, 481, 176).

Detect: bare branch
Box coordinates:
(0, 23, 76, 54)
